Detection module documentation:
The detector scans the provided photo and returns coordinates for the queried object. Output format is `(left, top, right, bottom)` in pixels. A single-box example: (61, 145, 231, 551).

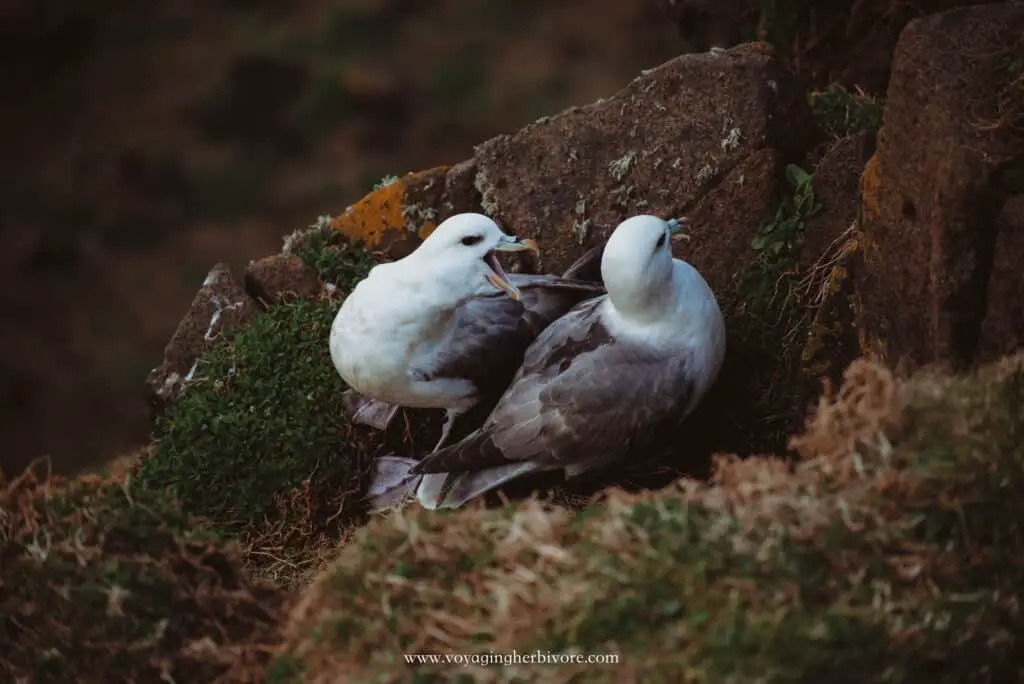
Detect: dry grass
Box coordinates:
(0, 461, 288, 683)
(276, 354, 1024, 683)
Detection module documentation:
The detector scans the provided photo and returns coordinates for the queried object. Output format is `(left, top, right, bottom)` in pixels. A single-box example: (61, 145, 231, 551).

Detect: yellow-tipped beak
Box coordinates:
(485, 235, 537, 301)
(486, 271, 521, 301)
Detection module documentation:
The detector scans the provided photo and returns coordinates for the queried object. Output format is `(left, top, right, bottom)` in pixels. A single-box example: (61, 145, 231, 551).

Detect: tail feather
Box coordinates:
(416, 461, 544, 510)
(366, 456, 421, 512)
(560, 242, 606, 282)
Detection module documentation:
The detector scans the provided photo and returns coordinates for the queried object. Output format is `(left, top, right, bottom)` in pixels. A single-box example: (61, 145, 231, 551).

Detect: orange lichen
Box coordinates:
(859, 152, 882, 226)
(328, 167, 448, 250)
(418, 222, 437, 240)
(858, 151, 884, 267)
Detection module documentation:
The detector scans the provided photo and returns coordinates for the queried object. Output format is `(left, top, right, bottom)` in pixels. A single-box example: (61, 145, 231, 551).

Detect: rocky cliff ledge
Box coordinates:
(3, 4, 1022, 682)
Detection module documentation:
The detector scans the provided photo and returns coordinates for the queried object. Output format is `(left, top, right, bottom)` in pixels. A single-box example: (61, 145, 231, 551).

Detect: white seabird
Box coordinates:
(405, 214, 727, 510)
(328, 212, 605, 507)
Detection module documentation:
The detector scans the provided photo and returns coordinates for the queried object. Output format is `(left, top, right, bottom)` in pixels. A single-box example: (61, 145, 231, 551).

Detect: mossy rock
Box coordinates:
(276, 353, 1024, 683)
(137, 227, 439, 583)
(0, 466, 285, 683)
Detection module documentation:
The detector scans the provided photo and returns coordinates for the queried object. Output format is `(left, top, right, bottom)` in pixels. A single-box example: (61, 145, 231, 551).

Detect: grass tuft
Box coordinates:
(136, 235, 398, 586)
(0, 462, 285, 683)
(278, 353, 1024, 683)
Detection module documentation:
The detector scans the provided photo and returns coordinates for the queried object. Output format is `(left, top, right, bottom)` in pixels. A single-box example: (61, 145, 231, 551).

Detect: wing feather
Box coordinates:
(415, 276, 604, 404)
(411, 298, 697, 476)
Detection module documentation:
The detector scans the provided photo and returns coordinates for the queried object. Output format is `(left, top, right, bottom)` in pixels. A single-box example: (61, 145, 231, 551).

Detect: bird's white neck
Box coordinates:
(603, 260, 723, 348)
(360, 259, 474, 336)
(605, 264, 678, 326)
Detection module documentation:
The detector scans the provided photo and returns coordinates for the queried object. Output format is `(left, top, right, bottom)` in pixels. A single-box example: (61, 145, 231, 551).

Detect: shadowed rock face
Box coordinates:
(980, 194, 1024, 360)
(855, 1, 1024, 370)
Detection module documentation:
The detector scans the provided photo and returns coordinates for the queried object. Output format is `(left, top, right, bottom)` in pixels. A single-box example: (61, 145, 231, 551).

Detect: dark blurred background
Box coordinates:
(0, 0, 962, 476)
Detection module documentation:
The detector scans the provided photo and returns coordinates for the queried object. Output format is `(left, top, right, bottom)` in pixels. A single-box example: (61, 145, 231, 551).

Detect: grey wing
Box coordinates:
(411, 299, 697, 476)
(417, 276, 604, 398)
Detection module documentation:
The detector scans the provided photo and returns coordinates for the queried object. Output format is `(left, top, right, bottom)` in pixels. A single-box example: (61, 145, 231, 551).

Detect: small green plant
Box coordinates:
(291, 223, 380, 287)
(809, 85, 884, 138)
(139, 297, 368, 528)
(750, 164, 820, 270)
(718, 163, 822, 453)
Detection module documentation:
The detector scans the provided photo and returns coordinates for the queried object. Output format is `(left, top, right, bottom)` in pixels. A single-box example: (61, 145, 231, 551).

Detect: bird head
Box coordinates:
(412, 213, 539, 301)
(599, 214, 682, 317)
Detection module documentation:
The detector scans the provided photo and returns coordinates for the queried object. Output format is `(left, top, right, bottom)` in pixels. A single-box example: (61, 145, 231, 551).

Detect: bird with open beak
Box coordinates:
(328, 212, 606, 509)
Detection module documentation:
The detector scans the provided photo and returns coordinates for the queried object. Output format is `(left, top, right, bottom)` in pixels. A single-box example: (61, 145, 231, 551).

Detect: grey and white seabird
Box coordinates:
(406, 214, 727, 510)
(327, 212, 605, 507)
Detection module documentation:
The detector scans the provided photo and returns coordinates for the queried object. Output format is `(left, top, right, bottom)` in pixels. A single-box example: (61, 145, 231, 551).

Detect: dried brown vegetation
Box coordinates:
(0, 463, 287, 683)
(277, 354, 1024, 683)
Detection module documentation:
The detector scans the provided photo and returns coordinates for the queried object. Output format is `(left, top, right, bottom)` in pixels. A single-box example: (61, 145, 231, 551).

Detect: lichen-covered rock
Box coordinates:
(145, 263, 261, 413)
(681, 148, 779, 295)
(244, 254, 323, 304)
(472, 41, 818, 282)
(979, 194, 1024, 360)
(326, 165, 482, 260)
(855, 2, 1024, 369)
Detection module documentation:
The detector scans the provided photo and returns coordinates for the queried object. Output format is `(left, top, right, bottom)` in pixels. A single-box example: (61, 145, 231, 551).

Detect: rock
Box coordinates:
(145, 264, 261, 413)
(472, 42, 819, 284)
(979, 195, 1024, 361)
(855, 2, 1024, 368)
(680, 148, 779, 295)
(327, 165, 483, 260)
(800, 131, 875, 270)
(797, 132, 875, 384)
(244, 255, 323, 304)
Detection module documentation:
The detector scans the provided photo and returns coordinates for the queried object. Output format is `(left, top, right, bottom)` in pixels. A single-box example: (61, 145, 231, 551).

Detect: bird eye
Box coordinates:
(461, 234, 484, 247)
(655, 233, 667, 249)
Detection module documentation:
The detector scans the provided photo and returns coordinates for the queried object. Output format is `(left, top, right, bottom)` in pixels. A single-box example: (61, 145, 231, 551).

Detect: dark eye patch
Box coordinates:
(655, 233, 667, 249)
(461, 234, 484, 247)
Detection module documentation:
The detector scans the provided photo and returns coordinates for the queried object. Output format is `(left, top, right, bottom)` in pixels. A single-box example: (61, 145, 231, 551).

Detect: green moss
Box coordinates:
(810, 86, 884, 138)
(281, 355, 1024, 682)
(291, 224, 380, 287)
(139, 295, 373, 530)
(0, 469, 284, 682)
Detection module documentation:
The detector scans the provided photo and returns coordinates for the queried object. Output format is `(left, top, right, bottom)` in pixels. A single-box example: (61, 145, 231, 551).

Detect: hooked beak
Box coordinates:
(667, 217, 691, 242)
(485, 235, 539, 301)
(492, 234, 540, 253)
